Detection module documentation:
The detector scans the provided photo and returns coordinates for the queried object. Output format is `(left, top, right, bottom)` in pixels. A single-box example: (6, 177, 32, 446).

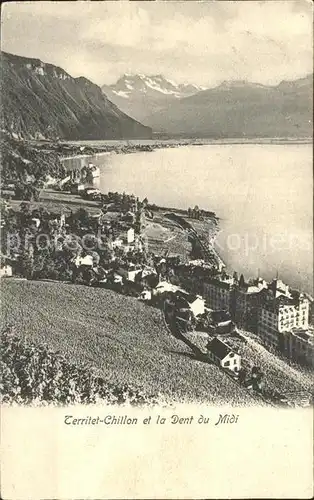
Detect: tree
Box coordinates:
(186, 310, 197, 332)
(177, 308, 196, 333)
(99, 247, 114, 268)
(193, 205, 200, 219)
(82, 235, 99, 252)
(33, 247, 59, 280)
(238, 368, 247, 385)
(19, 202, 30, 215)
(75, 208, 88, 224)
(15, 183, 40, 201)
(16, 249, 34, 279)
(251, 366, 264, 391)
(251, 365, 261, 377)
(203, 311, 213, 330)
(239, 274, 246, 288)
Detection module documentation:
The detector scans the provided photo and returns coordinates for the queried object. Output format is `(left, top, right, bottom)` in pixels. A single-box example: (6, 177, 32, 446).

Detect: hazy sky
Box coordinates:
(1, 1, 313, 87)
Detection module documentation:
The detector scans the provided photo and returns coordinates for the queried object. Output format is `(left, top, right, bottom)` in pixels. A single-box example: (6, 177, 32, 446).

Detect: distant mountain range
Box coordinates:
(1, 51, 311, 141)
(1, 52, 152, 141)
(103, 74, 313, 138)
(102, 74, 206, 123)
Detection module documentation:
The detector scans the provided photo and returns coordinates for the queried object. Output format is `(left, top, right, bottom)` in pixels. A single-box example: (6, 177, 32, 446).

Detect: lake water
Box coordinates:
(80, 144, 313, 294)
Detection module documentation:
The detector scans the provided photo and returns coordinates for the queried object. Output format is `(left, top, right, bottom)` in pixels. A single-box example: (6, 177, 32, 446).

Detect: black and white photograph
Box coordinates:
(0, 1, 313, 497)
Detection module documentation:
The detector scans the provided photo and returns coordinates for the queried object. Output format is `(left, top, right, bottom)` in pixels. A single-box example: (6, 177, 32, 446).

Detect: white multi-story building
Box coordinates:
(282, 328, 314, 368)
(257, 279, 310, 350)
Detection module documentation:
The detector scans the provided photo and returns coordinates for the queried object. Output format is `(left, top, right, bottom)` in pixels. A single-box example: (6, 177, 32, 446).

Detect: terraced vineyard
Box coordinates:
(1, 279, 260, 406)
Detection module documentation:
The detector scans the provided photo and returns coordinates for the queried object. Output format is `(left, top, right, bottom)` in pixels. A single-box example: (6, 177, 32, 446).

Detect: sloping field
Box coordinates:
(237, 332, 314, 399)
(1, 279, 260, 406)
(187, 330, 313, 403)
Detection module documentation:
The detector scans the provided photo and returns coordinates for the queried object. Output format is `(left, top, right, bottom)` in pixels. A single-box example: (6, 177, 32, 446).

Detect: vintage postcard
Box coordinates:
(0, 1, 313, 498)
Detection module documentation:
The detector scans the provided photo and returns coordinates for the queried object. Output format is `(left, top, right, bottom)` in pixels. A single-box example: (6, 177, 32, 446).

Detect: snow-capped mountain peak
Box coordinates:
(101, 73, 208, 124)
(103, 74, 207, 99)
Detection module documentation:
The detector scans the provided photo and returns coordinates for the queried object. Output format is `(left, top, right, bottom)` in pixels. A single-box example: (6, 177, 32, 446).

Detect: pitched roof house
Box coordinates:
(207, 338, 241, 373)
(116, 264, 142, 282)
(154, 281, 180, 295)
(175, 290, 205, 317)
(0, 264, 13, 278)
(74, 254, 94, 267)
(140, 290, 152, 302)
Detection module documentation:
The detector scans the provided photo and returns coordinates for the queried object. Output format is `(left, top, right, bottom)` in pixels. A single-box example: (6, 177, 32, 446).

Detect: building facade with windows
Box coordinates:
(257, 279, 310, 350)
(207, 337, 241, 374)
(203, 275, 236, 312)
(280, 328, 314, 367)
(234, 278, 268, 332)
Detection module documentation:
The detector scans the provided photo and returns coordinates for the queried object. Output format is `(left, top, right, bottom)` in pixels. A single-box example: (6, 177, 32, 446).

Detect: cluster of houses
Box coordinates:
(173, 261, 314, 368)
(60, 156, 103, 185)
(1, 189, 313, 370)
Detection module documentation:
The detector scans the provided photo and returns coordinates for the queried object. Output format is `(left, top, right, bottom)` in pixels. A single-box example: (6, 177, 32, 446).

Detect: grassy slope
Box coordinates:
(188, 330, 313, 403)
(237, 332, 314, 398)
(1, 279, 260, 406)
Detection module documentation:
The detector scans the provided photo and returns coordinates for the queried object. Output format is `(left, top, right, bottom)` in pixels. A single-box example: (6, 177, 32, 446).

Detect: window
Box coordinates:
(224, 360, 230, 367)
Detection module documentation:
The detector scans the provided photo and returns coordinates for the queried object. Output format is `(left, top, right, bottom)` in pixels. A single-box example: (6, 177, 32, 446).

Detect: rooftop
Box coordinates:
(204, 274, 235, 288)
(246, 285, 265, 294)
(262, 288, 308, 311)
(155, 281, 180, 293)
(291, 328, 314, 344)
(207, 338, 233, 360)
(239, 277, 268, 294)
(188, 259, 213, 269)
(176, 289, 204, 304)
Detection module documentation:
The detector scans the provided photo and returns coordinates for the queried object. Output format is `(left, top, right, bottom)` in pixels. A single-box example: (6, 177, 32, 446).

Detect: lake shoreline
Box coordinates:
(27, 136, 313, 160)
(96, 142, 312, 294)
(9, 138, 311, 293)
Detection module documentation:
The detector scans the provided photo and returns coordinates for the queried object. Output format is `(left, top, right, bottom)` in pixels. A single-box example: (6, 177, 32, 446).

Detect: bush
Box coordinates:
(0, 327, 164, 406)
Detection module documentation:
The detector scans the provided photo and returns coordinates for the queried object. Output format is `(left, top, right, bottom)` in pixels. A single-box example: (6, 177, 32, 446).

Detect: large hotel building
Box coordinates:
(199, 271, 312, 367)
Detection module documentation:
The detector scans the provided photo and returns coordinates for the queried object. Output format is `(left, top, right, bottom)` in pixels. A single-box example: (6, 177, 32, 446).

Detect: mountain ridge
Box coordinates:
(101, 72, 313, 137)
(101, 73, 205, 123)
(1, 51, 152, 140)
(145, 74, 313, 137)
